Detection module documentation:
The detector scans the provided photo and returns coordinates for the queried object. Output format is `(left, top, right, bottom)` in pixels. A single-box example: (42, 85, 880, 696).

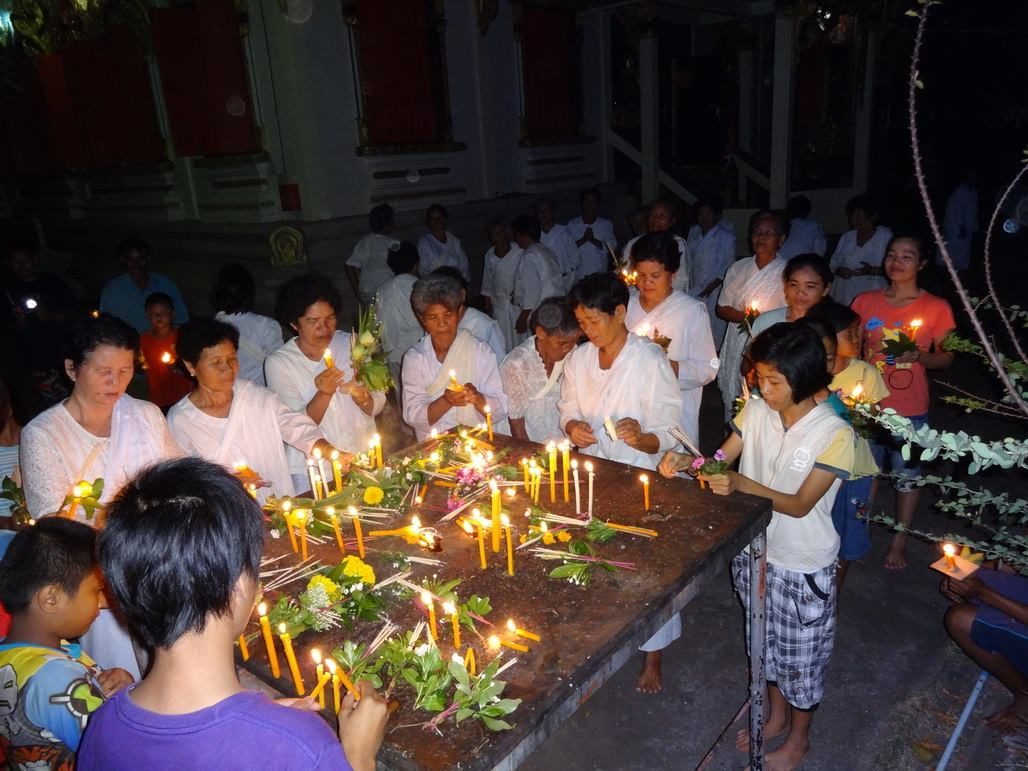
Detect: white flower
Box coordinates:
(415, 643, 430, 656)
(353, 582, 364, 592)
(270, 530, 281, 539)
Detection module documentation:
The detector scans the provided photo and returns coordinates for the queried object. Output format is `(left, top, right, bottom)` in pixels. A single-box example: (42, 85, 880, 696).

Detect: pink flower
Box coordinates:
(691, 457, 705, 470)
(714, 449, 726, 462)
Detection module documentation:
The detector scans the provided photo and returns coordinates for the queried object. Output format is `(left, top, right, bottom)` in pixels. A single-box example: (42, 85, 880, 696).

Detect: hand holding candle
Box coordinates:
(323, 348, 335, 370)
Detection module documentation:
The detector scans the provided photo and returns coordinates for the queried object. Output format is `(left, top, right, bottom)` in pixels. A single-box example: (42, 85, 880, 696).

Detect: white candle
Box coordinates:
(571, 459, 581, 515)
(585, 461, 594, 516)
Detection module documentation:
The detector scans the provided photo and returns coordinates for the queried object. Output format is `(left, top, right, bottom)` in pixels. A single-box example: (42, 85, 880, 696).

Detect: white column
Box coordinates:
(852, 28, 878, 193)
(769, 15, 794, 208)
(596, 11, 613, 183)
(639, 30, 659, 202)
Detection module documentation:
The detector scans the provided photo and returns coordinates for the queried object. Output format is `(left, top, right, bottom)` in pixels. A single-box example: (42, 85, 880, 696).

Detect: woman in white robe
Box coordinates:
(558, 272, 683, 692)
(829, 195, 891, 306)
(512, 215, 564, 342)
(20, 315, 182, 678)
(625, 233, 718, 446)
(480, 219, 524, 353)
(375, 242, 423, 390)
(620, 200, 691, 293)
(265, 275, 384, 488)
(535, 197, 579, 291)
(417, 204, 470, 281)
(169, 318, 342, 499)
(567, 187, 617, 281)
(210, 264, 283, 386)
(500, 297, 582, 444)
(402, 274, 508, 441)
(686, 198, 737, 346)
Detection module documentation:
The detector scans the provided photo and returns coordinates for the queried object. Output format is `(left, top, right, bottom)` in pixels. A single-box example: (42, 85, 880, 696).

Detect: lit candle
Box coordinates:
(464, 646, 477, 676)
(370, 434, 383, 470)
(278, 623, 305, 696)
(501, 513, 514, 576)
(421, 591, 438, 641)
(533, 467, 543, 504)
(484, 405, 494, 441)
(488, 634, 529, 653)
(640, 474, 650, 511)
(909, 318, 923, 340)
(331, 450, 343, 493)
(325, 657, 341, 713)
(448, 369, 461, 390)
(561, 441, 570, 503)
(283, 502, 298, 554)
(323, 348, 334, 370)
(521, 458, 529, 487)
(749, 299, 759, 313)
(306, 459, 321, 499)
(295, 509, 309, 561)
(326, 506, 346, 554)
(160, 351, 173, 364)
(237, 633, 250, 661)
(257, 603, 280, 678)
(585, 461, 595, 515)
(851, 382, 864, 400)
(547, 442, 557, 503)
(313, 447, 330, 495)
(490, 481, 501, 553)
(349, 506, 365, 559)
(443, 600, 461, 650)
(571, 459, 581, 515)
(506, 618, 541, 642)
(943, 543, 957, 569)
(474, 509, 488, 570)
(311, 649, 327, 709)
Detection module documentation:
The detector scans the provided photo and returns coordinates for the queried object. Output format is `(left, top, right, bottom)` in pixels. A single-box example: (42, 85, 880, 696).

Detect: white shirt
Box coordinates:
(347, 233, 400, 304)
(567, 216, 617, 280)
(558, 333, 681, 471)
(417, 231, 470, 281)
(459, 308, 507, 365)
(168, 379, 324, 498)
(779, 218, 827, 260)
(540, 224, 579, 290)
(829, 226, 892, 306)
(375, 274, 422, 367)
(942, 184, 978, 270)
(733, 398, 854, 572)
(481, 244, 524, 353)
(264, 332, 385, 474)
(500, 336, 568, 444)
(513, 244, 563, 314)
(215, 311, 283, 386)
(621, 234, 691, 293)
(687, 222, 737, 295)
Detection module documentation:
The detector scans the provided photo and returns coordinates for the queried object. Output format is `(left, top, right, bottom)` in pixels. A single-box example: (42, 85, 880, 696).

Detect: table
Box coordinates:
(238, 434, 771, 770)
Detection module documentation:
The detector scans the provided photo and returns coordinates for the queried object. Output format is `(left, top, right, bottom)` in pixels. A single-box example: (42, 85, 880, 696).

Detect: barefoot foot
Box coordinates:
(765, 737, 809, 771)
(884, 544, 907, 570)
(736, 714, 789, 752)
(986, 702, 1028, 734)
(636, 651, 663, 694)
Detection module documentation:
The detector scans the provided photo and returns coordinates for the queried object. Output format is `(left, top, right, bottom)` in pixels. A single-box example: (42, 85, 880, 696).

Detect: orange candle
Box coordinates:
(278, 623, 305, 696)
(547, 442, 557, 503)
(507, 618, 540, 642)
(474, 510, 488, 570)
(501, 514, 514, 576)
(943, 543, 957, 569)
(640, 474, 650, 511)
(325, 658, 341, 713)
(327, 507, 345, 554)
(331, 450, 343, 493)
(443, 600, 461, 650)
(237, 633, 250, 661)
(311, 649, 326, 709)
(464, 646, 477, 676)
(295, 510, 309, 561)
(490, 481, 501, 553)
(422, 591, 438, 641)
(488, 634, 529, 653)
(349, 506, 365, 559)
(257, 603, 280, 679)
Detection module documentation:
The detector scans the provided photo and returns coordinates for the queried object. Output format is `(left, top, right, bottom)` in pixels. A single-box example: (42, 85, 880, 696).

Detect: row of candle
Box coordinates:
(281, 501, 366, 560)
(459, 509, 515, 575)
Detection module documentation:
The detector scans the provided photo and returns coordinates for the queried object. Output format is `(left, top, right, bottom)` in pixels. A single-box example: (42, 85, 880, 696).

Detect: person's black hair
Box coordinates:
(845, 193, 877, 220)
(568, 272, 628, 315)
(786, 195, 813, 220)
(117, 236, 150, 258)
(530, 296, 581, 338)
(694, 194, 725, 217)
(632, 205, 651, 221)
(748, 322, 831, 403)
(783, 253, 833, 287)
(274, 273, 343, 329)
(144, 292, 174, 311)
(805, 301, 859, 334)
(431, 266, 468, 291)
(98, 457, 264, 649)
(579, 186, 602, 204)
(368, 203, 394, 234)
(64, 315, 139, 369)
(425, 203, 448, 226)
(649, 197, 678, 221)
(211, 263, 256, 314)
(534, 196, 556, 212)
(630, 232, 681, 273)
(6, 238, 37, 260)
(796, 316, 836, 346)
(0, 518, 97, 613)
(387, 241, 419, 276)
(176, 318, 240, 366)
(485, 216, 508, 234)
(511, 214, 541, 242)
(749, 209, 790, 240)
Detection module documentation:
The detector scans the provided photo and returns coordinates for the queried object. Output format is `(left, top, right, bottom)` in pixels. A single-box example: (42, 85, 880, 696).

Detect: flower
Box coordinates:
(363, 486, 384, 505)
(307, 574, 342, 604)
(542, 531, 556, 545)
(340, 555, 376, 586)
(557, 531, 572, 543)
(691, 457, 705, 470)
(358, 331, 376, 347)
(351, 345, 366, 361)
(714, 449, 726, 462)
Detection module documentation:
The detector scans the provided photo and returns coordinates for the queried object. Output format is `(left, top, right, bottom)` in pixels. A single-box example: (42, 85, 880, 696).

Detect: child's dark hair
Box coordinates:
(569, 272, 628, 315)
(387, 242, 419, 276)
(64, 315, 139, 370)
(368, 203, 394, 234)
(630, 232, 681, 273)
(511, 214, 541, 242)
(99, 457, 265, 649)
(0, 518, 97, 613)
(786, 195, 812, 220)
(211, 263, 257, 314)
(783, 253, 833, 287)
(797, 317, 837, 346)
(748, 323, 831, 403)
(177, 318, 240, 367)
(274, 273, 343, 329)
(806, 302, 859, 334)
(144, 292, 174, 311)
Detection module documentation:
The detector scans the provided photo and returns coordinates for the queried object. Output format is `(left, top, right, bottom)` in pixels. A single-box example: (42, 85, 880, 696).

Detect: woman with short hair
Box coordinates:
(211, 263, 283, 386)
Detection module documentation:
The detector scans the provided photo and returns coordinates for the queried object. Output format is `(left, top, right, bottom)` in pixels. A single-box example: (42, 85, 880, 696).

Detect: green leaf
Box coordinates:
(481, 716, 514, 731)
(548, 564, 580, 579)
(448, 660, 470, 687)
(455, 707, 474, 723)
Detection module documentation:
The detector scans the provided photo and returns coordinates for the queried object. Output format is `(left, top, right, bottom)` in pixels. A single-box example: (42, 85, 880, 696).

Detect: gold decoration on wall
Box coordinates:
(269, 226, 306, 267)
(6, 0, 150, 57)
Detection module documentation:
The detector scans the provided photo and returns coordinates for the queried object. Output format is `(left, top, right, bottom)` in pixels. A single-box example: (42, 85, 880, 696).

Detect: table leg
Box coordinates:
(748, 528, 767, 771)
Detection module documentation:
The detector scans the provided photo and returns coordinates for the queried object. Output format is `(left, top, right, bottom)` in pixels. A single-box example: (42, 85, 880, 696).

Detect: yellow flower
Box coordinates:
(363, 486, 385, 505)
(307, 574, 342, 603)
(557, 531, 572, 543)
(542, 531, 556, 545)
(340, 555, 376, 586)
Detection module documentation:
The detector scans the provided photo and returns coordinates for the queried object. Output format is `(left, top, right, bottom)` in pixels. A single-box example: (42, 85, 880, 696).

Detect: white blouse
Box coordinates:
(500, 336, 568, 444)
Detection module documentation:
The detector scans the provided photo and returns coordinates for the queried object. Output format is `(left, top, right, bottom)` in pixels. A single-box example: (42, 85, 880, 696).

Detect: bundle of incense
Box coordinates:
(529, 547, 637, 570)
(372, 570, 412, 592)
(263, 557, 324, 591)
(668, 425, 703, 458)
(365, 621, 400, 658)
(540, 513, 591, 528)
(604, 521, 659, 538)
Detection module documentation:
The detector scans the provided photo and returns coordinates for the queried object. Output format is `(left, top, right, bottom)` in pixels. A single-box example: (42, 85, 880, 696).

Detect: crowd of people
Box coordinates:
(0, 185, 1022, 771)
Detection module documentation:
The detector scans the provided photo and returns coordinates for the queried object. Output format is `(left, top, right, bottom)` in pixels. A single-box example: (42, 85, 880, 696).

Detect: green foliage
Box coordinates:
(351, 305, 394, 393)
(330, 640, 383, 689)
(401, 644, 452, 712)
(585, 519, 617, 543)
(458, 594, 492, 632)
(448, 658, 521, 732)
(0, 477, 30, 527)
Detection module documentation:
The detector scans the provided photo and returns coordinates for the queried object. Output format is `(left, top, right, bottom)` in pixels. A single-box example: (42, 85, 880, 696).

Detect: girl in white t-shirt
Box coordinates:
(659, 322, 853, 771)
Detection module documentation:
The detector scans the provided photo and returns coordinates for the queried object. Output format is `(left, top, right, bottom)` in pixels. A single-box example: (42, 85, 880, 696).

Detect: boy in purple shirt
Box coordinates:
(78, 457, 387, 771)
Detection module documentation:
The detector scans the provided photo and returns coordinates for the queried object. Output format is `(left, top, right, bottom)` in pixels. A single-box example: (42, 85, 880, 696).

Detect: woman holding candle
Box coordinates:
(557, 272, 682, 693)
(402, 274, 508, 441)
(626, 232, 718, 445)
(500, 297, 582, 443)
(851, 235, 955, 569)
(80, 457, 389, 771)
(265, 274, 384, 491)
(749, 254, 833, 337)
(829, 194, 892, 306)
(715, 210, 788, 421)
(168, 319, 344, 498)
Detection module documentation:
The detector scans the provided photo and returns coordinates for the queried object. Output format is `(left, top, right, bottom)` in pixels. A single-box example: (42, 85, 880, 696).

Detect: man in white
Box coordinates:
(567, 187, 617, 281)
(211, 263, 282, 386)
(346, 203, 400, 304)
(511, 215, 563, 345)
(374, 242, 423, 390)
(620, 199, 691, 293)
(558, 272, 683, 694)
(535, 197, 579, 291)
(480, 219, 524, 353)
(417, 203, 470, 281)
(686, 198, 737, 347)
(779, 195, 827, 260)
(402, 274, 508, 440)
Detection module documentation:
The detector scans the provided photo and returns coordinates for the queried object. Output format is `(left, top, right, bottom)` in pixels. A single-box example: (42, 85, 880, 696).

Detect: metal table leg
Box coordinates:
(748, 528, 767, 771)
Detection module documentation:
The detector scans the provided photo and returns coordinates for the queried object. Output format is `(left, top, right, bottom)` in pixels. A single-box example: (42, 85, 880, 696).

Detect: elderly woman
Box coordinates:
(557, 272, 682, 694)
(402, 274, 508, 441)
(417, 203, 470, 281)
(169, 318, 343, 498)
(829, 194, 892, 306)
(265, 274, 383, 487)
(19, 314, 182, 677)
(499, 297, 581, 443)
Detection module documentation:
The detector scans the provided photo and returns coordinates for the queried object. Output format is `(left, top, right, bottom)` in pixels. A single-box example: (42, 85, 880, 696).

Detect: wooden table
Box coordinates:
(238, 434, 771, 770)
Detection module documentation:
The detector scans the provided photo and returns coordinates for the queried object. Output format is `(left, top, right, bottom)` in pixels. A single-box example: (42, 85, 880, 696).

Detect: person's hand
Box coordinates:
(97, 667, 134, 696)
(276, 696, 321, 711)
(313, 440, 350, 470)
(858, 261, 876, 276)
(343, 380, 374, 410)
(338, 680, 388, 771)
(894, 349, 921, 364)
(315, 367, 346, 396)
(658, 451, 694, 479)
(835, 266, 855, 279)
(700, 471, 738, 496)
(943, 575, 983, 602)
(443, 386, 472, 407)
(615, 418, 645, 449)
(462, 382, 487, 412)
(566, 420, 597, 448)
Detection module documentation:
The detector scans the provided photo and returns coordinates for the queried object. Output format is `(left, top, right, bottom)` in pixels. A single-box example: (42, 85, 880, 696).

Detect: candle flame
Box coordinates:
(484, 405, 491, 415)
(943, 543, 956, 557)
(749, 300, 759, 311)
(442, 601, 456, 615)
(910, 318, 923, 329)
(294, 510, 306, 523)
(500, 513, 510, 526)
(323, 349, 332, 362)
(258, 602, 267, 616)
(639, 474, 649, 484)
(311, 648, 322, 664)
(638, 323, 650, 337)
(278, 622, 287, 634)
(420, 590, 432, 605)
(490, 480, 499, 492)
(325, 658, 337, 674)
(325, 506, 335, 516)
(313, 447, 322, 459)
(281, 500, 292, 512)
(331, 450, 340, 460)
(461, 519, 474, 534)
(488, 635, 500, 650)
(851, 383, 864, 399)
(160, 351, 173, 364)
(584, 461, 594, 472)
(430, 429, 438, 439)
(505, 487, 516, 498)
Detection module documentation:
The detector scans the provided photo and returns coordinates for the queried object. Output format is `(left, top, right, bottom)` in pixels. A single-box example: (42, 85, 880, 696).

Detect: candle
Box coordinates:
(448, 369, 461, 390)
(943, 543, 956, 569)
(370, 434, 383, 470)
(257, 603, 281, 678)
(640, 474, 650, 511)
(283, 510, 299, 554)
(160, 351, 173, 364)
(422, 591, 438, 641)
(561, 441, 570, 503)
(490, 481, 501, 553)
(507, 618, 541, 642)
(306, 459, 320, 499)
(521, 458, 529, 486)
(474, 509, 488, 570)
(749, 299, 759, 313)
(851, 382, 864, 400)
(330, 451, 342, 494)
(349, 506, 365, 558)
(534, 467, 543, 504)
(464, 646, 477, 676)
(909, 318, 923, 339)
(237, 633, 250, 660)
(484, 405, 494, 441)
(323, 348, 334, 369)
(295, 510, 309, 561)
(311, 649, 327, 709)
(571, 459, 581, 515)
(278, 623, 305, 696)
(501, 513, 514, 576)
(313, 447, 331, 495)
(488, 634, 529, 653)
(325, 658, 341, 713)
(547, 442, 557, 503)
(335, 664, 360, 701)
(443, 600, 461, 650)
(585, 461, 595, 515)
(326, 506, 346, 554)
